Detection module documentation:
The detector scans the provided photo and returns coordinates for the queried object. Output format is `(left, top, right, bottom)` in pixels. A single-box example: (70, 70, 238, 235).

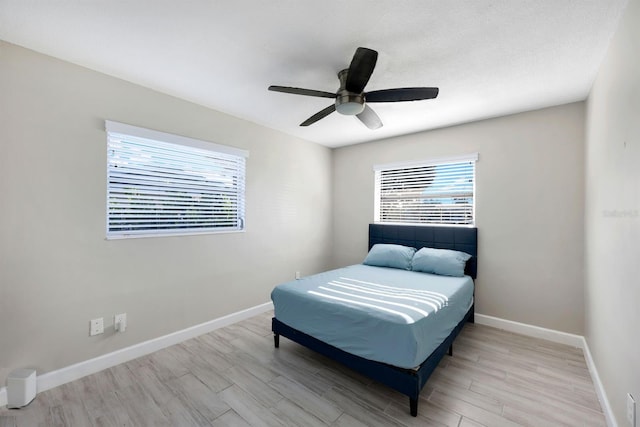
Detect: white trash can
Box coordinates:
(6, 369, 37, 409)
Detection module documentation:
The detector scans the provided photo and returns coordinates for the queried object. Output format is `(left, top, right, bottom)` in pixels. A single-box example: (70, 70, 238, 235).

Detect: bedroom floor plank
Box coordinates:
(267, 375, 342, 424)
(322, 387, 405, 427)
(223, 365, 285, 408)
(332, 413, 370, 427)
(210, 409, 253, 427)
(113, 382, 173, 426)
(431, 382, 503, 415)
(80, 390, 134, 427)
(322, 385, 393, 423)
(0, 312, 606, 426)
(269, 357, 334, 396)
(202, 330, 237, 354)
(384, 399, 461, 427)
(331, 380, 392, 412)
(165, 372, 230, 423)
(459, 417, 488, 427)
(428, 389, 521, 427)
(271, 398, 328, 427)
(230, 351, 280, 383)
(219, 384, 287, 427)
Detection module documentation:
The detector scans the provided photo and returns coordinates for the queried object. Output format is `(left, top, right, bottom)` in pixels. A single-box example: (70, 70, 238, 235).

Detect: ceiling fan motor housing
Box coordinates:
(335, 69, 365, 115)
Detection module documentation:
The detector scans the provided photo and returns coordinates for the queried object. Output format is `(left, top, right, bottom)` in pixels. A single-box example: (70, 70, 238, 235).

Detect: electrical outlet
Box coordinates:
(114, 313, 127, 332)
(628, 393, 636, 426)
(89, 318, 104, 336)
(295, 271, 301, 280)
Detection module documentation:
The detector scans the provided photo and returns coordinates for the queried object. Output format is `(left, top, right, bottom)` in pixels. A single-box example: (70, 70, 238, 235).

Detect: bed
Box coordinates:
(271, 224, 478, 416)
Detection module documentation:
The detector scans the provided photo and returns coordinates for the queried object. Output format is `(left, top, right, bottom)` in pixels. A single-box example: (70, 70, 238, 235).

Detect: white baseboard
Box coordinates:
(475, 313, 616, 427)
(474, 313, 583, 347)
(0, 301, 273, 407)
(581, 337, 618, 427)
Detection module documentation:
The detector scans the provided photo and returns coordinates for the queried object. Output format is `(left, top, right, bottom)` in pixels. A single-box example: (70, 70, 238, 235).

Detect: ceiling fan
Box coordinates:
(268, 47, 439, 130)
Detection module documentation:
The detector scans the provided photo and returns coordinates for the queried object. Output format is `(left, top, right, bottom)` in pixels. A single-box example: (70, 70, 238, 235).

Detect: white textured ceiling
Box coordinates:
(0, 1, 627, 147)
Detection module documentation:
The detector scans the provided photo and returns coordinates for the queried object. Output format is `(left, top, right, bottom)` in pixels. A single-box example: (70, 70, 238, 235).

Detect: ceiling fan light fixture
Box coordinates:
(335, 93, 365, 115)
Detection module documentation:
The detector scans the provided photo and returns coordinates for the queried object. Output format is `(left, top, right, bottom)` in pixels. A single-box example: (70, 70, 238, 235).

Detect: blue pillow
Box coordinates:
(411, 247, 471, 277)
(363, 244, 416, 270)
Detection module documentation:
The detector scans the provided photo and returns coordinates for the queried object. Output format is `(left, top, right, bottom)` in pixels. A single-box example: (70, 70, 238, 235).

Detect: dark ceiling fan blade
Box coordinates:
(300, 104, 336, 126)
(268, 85, 336, 99)
(366, 87, 439, 102)
(345, 47, 378, 93)
(356, 105, 383, 130)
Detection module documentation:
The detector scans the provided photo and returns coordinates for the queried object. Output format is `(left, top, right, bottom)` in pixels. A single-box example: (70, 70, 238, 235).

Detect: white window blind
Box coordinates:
(106, 121, 248, 238)
(374, 154, 477, 226)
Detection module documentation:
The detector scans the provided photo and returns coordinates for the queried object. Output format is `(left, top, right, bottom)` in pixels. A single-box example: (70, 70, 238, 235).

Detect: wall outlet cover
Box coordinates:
(89, 318, 104, 336)
(114, 313, 127, 332)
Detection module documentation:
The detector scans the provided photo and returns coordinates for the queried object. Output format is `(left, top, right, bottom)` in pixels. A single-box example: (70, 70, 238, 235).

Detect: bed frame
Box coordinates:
(272, 224, 478, 416)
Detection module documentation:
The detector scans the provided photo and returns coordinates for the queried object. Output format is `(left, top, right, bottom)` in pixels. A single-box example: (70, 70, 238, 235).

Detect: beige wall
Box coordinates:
(0, 41, 333, 382)
(585, 0, 640, 424)
(333, 103, 585, 334)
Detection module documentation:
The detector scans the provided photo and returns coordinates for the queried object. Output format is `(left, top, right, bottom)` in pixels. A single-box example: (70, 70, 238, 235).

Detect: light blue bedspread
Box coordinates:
(271, 264, 474, 369)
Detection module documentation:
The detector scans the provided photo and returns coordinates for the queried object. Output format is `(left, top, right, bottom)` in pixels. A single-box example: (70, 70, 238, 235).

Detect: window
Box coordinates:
(106, 121, 248, 239)
(374, 154, 477, 226)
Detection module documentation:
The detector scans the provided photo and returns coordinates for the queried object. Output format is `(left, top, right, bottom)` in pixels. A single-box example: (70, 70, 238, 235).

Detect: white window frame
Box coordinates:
(374, 153, 478, 227)
(106, 121, 248, 239)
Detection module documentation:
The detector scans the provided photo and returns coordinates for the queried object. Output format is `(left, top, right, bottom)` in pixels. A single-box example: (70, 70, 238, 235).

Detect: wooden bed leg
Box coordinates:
(410, 397, 418, 417)
(448, 344, 453, 356)
(274, 333, 280, 348)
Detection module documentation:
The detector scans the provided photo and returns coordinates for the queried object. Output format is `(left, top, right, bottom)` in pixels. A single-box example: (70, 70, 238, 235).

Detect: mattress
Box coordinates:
(271, 264, 474, 369)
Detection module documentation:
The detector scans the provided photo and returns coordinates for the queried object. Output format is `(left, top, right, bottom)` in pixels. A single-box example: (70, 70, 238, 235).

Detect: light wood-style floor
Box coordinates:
(0, 311, 605, 426)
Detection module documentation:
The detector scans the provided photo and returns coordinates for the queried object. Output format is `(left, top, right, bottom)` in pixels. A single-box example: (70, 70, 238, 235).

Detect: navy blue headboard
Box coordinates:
(368, 224, 478, 279)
